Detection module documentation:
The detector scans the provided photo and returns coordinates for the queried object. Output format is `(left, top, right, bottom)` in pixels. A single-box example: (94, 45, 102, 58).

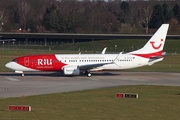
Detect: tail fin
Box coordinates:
(128, 24, 169, 58)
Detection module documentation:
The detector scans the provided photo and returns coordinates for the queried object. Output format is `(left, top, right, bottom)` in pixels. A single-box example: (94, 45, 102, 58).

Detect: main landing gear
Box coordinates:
(85, 70, 92, 77)
(87, 72, 92, 77)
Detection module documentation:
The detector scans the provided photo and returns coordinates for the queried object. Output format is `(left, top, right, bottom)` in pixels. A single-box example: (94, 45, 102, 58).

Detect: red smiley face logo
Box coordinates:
(150, 39, 163, 50)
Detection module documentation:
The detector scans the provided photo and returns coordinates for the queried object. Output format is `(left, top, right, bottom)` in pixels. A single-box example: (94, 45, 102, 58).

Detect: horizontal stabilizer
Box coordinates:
(148, 56, 164, 65)
(162, 52, 166, 56)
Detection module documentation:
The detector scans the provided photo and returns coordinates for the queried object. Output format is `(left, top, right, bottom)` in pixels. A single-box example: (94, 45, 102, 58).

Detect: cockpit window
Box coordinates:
(12, 59, 18, 62)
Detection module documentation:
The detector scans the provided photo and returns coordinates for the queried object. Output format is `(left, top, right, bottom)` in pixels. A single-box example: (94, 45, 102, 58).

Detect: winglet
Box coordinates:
(101, 47, 107, 54)
(112, 52, 123, 67)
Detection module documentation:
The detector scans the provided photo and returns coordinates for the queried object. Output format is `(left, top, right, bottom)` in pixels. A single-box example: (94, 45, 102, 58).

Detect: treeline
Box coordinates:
(0, 0, 180, 34)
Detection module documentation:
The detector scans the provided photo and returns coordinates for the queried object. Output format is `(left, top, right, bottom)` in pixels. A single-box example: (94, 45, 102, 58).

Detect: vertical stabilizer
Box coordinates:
(128, 24, 169, 57)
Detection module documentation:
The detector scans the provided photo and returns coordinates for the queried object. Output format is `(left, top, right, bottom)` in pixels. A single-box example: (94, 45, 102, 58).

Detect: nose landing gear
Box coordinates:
(21, 73, 24, 77)
(15, 71, 24, 77)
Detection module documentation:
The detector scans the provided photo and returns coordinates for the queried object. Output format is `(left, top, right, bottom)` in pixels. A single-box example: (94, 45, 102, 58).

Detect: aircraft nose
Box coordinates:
(5, 62, 13, 69)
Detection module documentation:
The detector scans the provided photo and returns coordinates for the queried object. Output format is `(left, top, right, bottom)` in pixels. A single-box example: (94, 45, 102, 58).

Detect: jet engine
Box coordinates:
(63, 66, 80, 75)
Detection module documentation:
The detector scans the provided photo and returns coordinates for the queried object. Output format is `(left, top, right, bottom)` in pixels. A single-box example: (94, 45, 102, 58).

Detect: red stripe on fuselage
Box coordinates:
(15, 54, 67, 71)
(133, 51, 162, 58)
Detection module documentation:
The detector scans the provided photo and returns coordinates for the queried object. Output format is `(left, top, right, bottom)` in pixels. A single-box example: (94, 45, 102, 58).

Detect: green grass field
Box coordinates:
(0, 85, 180, 120)
(0, 39, 180, 120)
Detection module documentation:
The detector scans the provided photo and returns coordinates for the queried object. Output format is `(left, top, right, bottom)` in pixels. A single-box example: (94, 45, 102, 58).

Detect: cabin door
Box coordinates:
(24, 57, 29, 66)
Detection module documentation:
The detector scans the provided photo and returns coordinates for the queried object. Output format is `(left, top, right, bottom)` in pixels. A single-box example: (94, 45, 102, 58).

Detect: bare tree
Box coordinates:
(0, 9, 4, 32)
(18, 0, 31, 31)
(138, 1, 154, 33)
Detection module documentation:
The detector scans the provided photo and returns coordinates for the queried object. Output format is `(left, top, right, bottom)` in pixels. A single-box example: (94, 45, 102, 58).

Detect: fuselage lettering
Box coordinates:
(38, 59, 52, 65)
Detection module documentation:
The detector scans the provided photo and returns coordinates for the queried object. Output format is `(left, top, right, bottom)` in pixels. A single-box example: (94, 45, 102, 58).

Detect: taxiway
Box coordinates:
(0, 72, 180, 98)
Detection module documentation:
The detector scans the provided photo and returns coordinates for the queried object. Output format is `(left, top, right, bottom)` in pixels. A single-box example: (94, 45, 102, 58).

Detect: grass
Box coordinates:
(0, 40, 180, 119)
(0, 85, 180, 120)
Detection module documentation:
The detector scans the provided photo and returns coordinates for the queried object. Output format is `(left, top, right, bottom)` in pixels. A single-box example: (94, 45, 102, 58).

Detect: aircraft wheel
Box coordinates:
(87, 73, 92, 77)
(21, 73, 24, 77)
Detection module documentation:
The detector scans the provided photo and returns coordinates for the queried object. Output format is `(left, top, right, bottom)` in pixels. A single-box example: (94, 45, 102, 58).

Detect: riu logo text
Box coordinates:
(38, 59, 52, 65)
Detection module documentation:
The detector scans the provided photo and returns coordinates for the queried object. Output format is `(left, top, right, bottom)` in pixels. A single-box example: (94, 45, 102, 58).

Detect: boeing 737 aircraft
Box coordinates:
(5, 24, 169, 77)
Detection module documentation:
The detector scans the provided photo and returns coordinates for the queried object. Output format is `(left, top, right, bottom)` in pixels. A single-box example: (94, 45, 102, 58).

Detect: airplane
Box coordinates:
(5, 24, 169, 77)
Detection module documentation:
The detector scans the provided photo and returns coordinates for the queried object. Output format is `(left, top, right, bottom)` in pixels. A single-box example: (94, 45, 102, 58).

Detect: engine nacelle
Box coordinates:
(63, 66, 80, 75)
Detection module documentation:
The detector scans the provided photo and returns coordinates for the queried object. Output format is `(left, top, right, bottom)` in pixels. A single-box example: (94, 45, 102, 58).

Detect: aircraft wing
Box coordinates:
(79, 62, 109, 70)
